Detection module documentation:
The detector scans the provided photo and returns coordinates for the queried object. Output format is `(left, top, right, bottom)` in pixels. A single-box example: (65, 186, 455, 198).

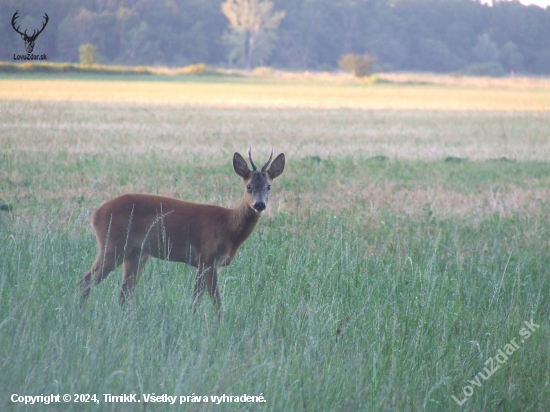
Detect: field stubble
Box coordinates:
(1, 97, 550, 221)
(1, 78, 550, 411)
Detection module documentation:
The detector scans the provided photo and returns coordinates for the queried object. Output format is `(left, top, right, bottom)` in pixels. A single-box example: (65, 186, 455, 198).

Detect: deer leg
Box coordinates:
(190, 268, 206, 312)
(119, 251, 149, 306)
(191, 265, 222, 320)
(79, 251, 121, 301)
(205, 267, 222, 321)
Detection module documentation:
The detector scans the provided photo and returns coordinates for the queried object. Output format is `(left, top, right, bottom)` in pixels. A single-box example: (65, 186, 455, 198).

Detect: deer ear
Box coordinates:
(267, 153, 285, 179)
(233, 152, 251, 179)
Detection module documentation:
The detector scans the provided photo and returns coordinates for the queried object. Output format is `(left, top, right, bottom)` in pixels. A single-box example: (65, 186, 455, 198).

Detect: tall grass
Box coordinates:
(1, 209, 549, 411)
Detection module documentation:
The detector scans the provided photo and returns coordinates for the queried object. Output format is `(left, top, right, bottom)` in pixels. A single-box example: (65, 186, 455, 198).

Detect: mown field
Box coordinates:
(1, 74, 550, 411)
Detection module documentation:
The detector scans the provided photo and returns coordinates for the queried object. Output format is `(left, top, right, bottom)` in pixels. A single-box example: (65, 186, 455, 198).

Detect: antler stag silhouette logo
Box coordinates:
(11, 11, 49, 54)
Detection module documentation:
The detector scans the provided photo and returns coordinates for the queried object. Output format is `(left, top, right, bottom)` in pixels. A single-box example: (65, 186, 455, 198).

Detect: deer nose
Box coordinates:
(253, 202, 266, 211)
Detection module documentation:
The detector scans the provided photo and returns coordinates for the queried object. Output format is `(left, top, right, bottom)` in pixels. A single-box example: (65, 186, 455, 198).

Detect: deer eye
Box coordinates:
(246, 184, 251, 191)
(267, 185, 271, 191)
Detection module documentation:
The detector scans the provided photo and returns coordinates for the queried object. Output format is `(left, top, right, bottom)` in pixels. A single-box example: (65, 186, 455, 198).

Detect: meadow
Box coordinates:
(1, 74, 550, 411)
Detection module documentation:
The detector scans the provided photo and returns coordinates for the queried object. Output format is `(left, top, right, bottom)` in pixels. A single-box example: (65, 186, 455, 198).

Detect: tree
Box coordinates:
(500, 41, 524, 72)
(221, 0, 285, 69)
(57, 8, 98, 62)
(2, 0, 550, 75)
(472, 33, 500, 63)
(416, 38, 464, 72)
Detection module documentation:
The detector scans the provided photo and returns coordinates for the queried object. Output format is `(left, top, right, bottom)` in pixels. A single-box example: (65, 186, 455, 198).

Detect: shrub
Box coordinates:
(338, 54, 376, 77)
(252, 66, 275, 77)
(79, 44, 98, 65)
(178, 63, 210, 75)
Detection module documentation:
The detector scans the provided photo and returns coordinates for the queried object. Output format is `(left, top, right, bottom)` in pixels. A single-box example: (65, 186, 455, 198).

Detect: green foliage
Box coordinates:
(339, 54, 376, 77)
(464, 62, 505, 77)
(2, 0, 550, 74)
(472, 33, 500, 63)
(417, 39, 464, 72)
(79, 44, 98, 65)
(41, 0, 226, 67)
(500, 42, 524, 72)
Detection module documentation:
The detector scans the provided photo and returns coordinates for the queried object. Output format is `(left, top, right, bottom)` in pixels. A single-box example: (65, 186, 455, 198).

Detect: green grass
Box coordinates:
(1, 79, 550, 411)
(2, 206, 549, 411)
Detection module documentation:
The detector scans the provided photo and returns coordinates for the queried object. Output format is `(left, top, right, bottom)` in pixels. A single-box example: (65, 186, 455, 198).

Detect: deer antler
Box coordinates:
(261, 148, 273, 172)
(247, 147, 257, 171)
(11, 11, 25, 37)
(29, 13, 49, 40)
(11, 11, 49, 40)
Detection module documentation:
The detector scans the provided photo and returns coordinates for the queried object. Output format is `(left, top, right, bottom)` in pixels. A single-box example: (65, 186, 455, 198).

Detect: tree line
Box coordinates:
(1, 0, 549, 75)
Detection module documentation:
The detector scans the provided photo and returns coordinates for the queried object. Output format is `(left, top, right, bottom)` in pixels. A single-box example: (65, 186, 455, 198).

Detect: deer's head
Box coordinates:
(233, 148, 285, 213)
(11, 11, 49, 54)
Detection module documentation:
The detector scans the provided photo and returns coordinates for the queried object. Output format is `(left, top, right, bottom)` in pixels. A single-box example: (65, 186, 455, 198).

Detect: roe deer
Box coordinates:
(79, 148, 285, 319)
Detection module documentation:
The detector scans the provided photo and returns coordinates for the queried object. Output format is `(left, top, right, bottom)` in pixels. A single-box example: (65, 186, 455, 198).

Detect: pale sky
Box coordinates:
(483, 0, 549, 7)
(498, 0, 550, 9)
(520, 0, 549, 6)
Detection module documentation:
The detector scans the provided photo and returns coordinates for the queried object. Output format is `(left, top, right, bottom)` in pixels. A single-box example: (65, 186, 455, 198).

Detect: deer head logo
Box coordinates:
(11, 11, 49, 54)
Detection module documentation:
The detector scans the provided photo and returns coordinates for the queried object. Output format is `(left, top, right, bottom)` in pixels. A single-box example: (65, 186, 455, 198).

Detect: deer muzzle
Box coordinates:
(253, 202, 266, 212)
